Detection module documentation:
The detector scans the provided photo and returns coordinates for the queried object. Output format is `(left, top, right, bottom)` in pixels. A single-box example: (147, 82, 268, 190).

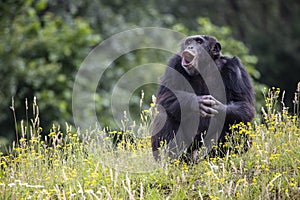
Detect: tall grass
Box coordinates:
(0, 85, 299, 199)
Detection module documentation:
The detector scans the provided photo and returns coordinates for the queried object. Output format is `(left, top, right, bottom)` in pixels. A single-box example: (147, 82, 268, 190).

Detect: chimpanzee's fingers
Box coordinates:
(200, 95, 215, 100)
(200, 99, 217, 106)
(199, 104, 218, 115)
(199, 95, 223, 106)
(212, 98, 222, 105)
(199, 110, 215, 118)
(198, 96, 216, 105)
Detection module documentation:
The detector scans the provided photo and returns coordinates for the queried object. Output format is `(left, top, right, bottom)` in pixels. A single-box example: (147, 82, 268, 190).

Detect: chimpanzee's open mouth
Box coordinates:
(181, 50, 196, 68)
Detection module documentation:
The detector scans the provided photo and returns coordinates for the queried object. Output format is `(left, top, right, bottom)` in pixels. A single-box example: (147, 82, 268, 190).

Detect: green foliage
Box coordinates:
(99, 18, 265, 127)
(0, 1, 100, 141)
(0, 0, 298, 197)
(0, 1, 265, 143)
(0, 87, 299, 199)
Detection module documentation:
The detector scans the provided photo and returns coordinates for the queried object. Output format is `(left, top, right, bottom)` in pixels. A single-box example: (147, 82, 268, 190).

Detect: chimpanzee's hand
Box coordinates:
(209, 96, 227, 114)
(196, 95, 219, 118)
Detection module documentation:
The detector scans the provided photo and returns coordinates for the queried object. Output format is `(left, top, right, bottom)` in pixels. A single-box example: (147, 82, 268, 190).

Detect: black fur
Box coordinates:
(151, 39, 255, 160)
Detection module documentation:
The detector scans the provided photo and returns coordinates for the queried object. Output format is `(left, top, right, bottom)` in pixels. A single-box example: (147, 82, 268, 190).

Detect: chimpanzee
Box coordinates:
(151, 35, 255, 161)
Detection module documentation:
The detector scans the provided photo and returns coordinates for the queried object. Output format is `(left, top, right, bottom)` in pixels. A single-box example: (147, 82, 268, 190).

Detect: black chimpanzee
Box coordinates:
(151, 35, 255, 161)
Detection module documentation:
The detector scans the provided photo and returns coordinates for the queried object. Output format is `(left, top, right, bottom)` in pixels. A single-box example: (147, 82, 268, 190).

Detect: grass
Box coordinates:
(0, 86, 300, 200)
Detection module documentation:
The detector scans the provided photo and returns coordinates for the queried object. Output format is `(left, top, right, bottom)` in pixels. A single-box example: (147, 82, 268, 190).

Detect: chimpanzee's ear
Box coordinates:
(211, 42, 222, 59)
(214, 42, 222, 52)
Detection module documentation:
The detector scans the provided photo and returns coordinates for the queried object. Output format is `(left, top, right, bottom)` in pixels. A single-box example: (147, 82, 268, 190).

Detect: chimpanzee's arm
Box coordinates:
(157, 86, 218, 121)
(218, 57, 255, 124)
(157, 54, 219, 121)
(156, 85, 197, 122)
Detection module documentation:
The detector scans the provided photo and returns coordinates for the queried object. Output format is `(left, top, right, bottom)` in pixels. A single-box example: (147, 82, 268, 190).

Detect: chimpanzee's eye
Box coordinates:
(185, 39, 192, 45)
(195, 38, 204, 44)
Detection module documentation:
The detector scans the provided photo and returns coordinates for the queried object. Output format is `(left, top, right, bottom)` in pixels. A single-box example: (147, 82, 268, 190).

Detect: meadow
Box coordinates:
(0, 87, 299, 199)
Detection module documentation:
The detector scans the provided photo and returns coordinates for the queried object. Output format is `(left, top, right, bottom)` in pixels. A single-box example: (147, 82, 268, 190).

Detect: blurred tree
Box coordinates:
(48, 0, 263, 127)
(0, 0, 265, 147)
(0, 0, 100, 144)
(154, 0, 300, 106)
(94, 18, 264, 128)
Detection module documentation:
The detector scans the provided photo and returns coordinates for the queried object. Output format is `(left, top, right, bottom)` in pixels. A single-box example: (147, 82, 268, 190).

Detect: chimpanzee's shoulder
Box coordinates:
(221, 56, 243, 67)
(168, 54, 182, 69)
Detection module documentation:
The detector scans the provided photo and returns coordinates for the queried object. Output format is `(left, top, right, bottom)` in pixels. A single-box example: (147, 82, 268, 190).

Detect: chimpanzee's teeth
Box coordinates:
(182, 50, 195, 63)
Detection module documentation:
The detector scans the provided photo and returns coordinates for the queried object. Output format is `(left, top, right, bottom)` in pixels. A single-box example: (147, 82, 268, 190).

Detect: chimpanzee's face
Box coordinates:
(181, 35, 221, 76)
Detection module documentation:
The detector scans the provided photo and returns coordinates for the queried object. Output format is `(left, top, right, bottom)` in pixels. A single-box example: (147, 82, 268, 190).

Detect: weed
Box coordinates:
(0, 84, 299, 199)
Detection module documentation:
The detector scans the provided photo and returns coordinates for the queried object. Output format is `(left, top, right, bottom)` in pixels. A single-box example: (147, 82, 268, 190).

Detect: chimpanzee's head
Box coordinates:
(181, 35, 222, 76)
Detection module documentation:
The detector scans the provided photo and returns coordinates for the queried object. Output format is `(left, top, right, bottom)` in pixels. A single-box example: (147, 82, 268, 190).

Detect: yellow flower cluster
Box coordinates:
(0, 87, 299, 199)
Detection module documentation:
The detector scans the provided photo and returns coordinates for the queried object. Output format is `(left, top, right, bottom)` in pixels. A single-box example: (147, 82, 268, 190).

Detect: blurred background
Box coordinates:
(0, 0, 299, 146)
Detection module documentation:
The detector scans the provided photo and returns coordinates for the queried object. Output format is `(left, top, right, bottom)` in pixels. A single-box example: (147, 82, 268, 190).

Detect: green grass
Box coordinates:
(1, 87, 300, 199)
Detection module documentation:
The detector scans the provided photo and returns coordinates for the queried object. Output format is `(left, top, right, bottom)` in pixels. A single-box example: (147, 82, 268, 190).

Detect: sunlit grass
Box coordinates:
(0, 86, 299, 199)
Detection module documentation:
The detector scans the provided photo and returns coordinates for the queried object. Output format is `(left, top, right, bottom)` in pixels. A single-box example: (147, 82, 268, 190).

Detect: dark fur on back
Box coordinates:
(151, 49, 255, 160)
